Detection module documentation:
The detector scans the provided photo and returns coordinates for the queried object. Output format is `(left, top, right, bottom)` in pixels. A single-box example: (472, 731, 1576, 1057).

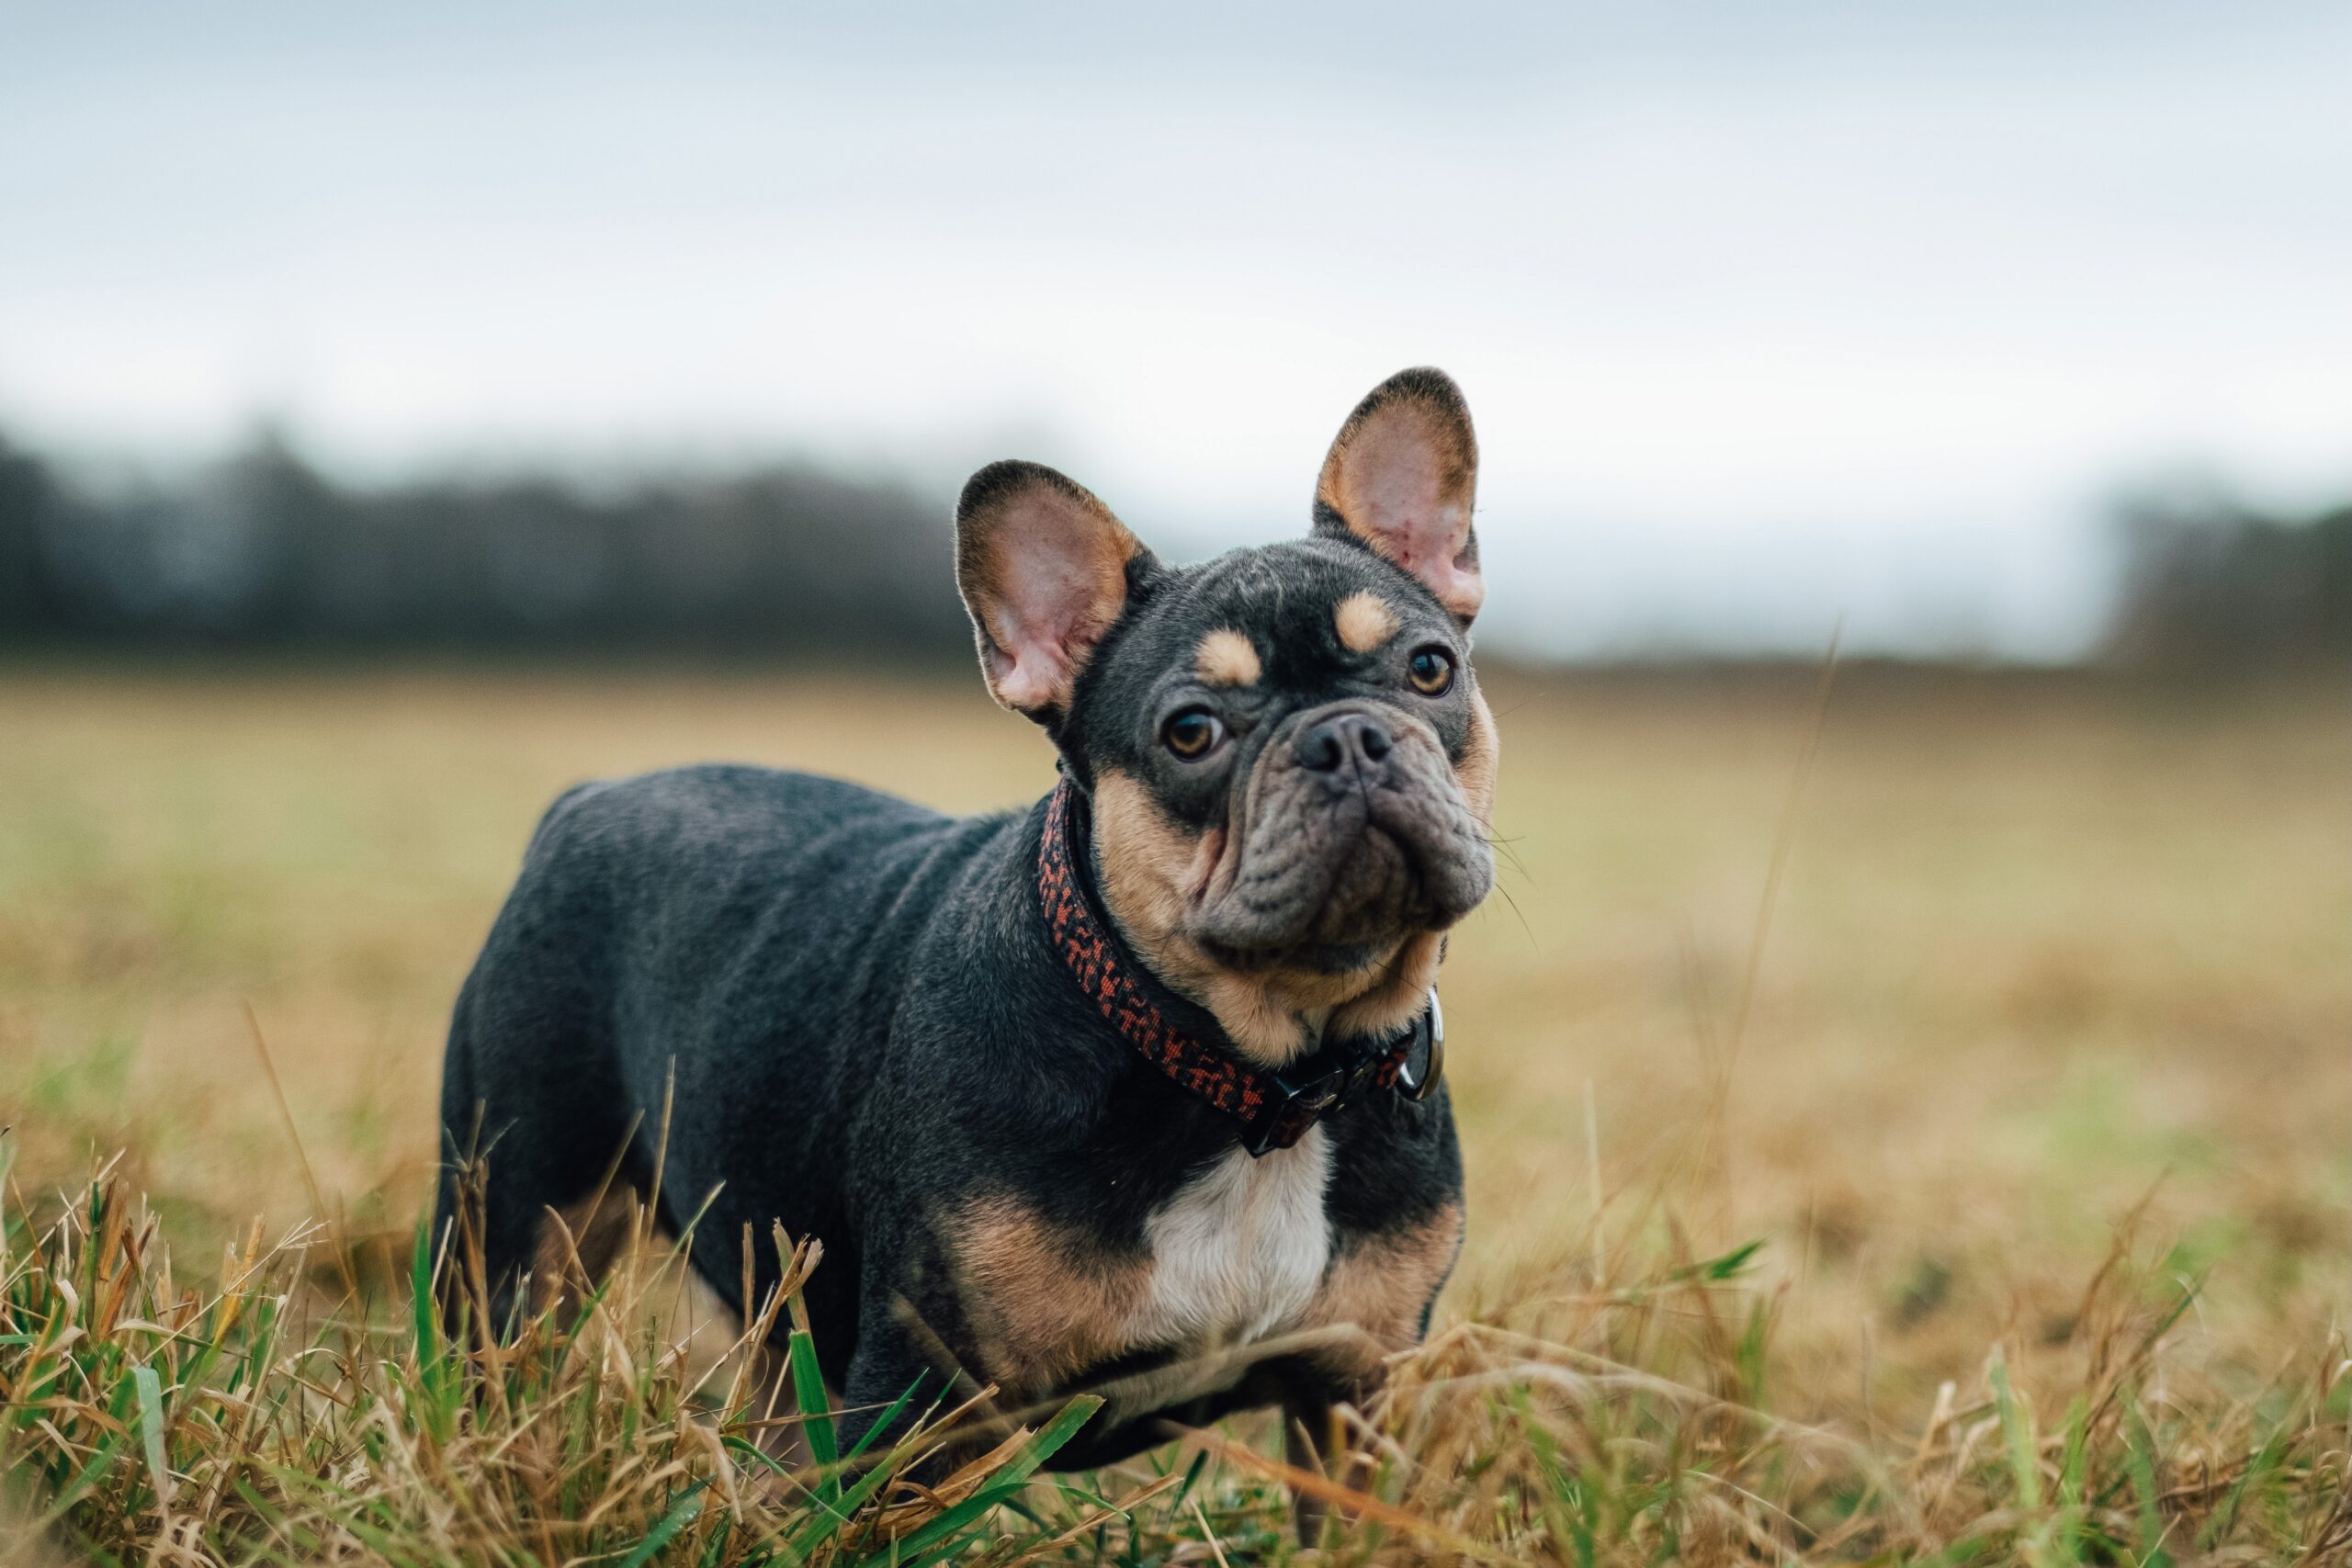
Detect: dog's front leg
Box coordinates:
(833, 1324, 941, 1469)
(1283, 1397, 1338, 1549)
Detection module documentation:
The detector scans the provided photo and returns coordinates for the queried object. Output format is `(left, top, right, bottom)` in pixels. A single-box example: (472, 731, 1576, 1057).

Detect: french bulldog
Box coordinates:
(436, 366, 1498, 1490)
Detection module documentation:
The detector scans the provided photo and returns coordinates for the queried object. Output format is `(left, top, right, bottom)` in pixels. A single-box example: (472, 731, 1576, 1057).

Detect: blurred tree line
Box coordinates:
(1, 427, 2344, 670)
(0, 431, 970, 660)
(2102, 490, 2350, 672)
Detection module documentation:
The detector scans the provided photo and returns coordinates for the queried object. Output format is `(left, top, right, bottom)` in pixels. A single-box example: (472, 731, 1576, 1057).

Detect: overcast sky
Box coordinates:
(5, 2, 2348, 658)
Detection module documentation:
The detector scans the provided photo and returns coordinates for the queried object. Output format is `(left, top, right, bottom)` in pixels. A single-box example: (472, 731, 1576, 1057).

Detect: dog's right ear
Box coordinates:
(956, 460, 1149, 721)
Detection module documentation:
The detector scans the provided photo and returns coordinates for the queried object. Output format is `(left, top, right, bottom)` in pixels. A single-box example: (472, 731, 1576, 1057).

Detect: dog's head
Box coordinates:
(956, 367, 1498, 1065)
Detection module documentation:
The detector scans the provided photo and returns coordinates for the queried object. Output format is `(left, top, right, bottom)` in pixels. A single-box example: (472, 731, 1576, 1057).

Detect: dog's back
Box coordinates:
(436, 763, 993, 1332)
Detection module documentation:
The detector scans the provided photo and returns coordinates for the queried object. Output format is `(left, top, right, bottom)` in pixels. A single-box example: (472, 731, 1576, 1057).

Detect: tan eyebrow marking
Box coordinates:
(1193, 628, 1261, 687)
(1334, 591, 1400, 654)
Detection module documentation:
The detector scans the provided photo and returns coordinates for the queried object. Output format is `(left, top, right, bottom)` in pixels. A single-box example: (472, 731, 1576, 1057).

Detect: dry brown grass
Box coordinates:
(2, 660, 2347, 1562)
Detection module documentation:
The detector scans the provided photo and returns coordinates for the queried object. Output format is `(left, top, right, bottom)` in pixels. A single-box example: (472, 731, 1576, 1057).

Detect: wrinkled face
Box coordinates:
(955, 367, 1499, 1059)
(1066, 542, 1497, 984)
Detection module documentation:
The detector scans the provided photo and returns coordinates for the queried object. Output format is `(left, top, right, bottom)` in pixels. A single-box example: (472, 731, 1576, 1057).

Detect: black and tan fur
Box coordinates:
(436, 367, 1500, 1499)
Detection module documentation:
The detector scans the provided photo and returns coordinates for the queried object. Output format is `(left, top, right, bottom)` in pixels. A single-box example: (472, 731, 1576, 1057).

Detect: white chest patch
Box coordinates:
(1125, 1126, 1332, 1353)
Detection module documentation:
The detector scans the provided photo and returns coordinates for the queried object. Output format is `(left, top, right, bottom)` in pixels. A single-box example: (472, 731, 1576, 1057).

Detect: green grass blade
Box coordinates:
(1703, 1238, 1767, 1280)
(1170, 1448, 1210, 1507)
(989, 1393, 1102, 1488)
(842, 1396, 1101, 1568)
(848, 1481, 1029, 1568)
(782, 1446, 903, 1562)
(840, 1371, 928, 1463)
(1661, 1237, 1768, 1284)
(409, 1218, 438, 1355)
(2121, 1397, 2171, 1567)
(131, 1361, 170, 1513)
(721, 1433, 790, 1480)
(618, 1478, 711, 1568)
(1988, 1354, 2041, 1513)
(407, 1218, 454, 1442)
(695, 1512, 732, 1568)
(32, 1420, 130, 1529)
(786, 1327, 838, 1479)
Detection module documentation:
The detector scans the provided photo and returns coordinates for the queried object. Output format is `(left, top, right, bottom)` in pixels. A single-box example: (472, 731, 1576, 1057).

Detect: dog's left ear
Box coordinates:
(1313, 367, 1483, 624)
(956, 459, 1149, 721)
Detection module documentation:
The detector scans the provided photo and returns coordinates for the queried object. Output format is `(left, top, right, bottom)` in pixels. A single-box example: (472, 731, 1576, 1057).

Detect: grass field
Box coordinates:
(2, 660, 2346, 1563)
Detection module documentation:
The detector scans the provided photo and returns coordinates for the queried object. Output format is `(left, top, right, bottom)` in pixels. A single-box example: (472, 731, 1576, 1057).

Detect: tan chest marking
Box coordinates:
(1299, 1199, 1465, 1382)
(949, 1197, 1151, 1396)
(948, 1130, 1341, 1395)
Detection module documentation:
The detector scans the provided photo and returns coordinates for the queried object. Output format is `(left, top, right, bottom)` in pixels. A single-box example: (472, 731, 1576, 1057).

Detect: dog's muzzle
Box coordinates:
(1189, 701, 1494, 963)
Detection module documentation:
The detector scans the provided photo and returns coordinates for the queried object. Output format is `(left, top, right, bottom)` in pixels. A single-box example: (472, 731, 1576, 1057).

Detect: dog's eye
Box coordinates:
(1406, 647, 1456, 696)
(1162, 707, 1225, 760)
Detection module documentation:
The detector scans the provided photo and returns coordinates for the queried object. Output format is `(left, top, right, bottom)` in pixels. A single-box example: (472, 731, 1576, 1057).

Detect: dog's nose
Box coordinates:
(1294, 712, 1394, 780)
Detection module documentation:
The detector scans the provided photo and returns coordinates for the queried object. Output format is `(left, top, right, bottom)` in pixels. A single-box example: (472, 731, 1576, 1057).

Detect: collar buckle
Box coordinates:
(1238, 1058, 1362, 1157)
(1394, 988, 1445, 1102)
(1236, 996, 1440, 1156)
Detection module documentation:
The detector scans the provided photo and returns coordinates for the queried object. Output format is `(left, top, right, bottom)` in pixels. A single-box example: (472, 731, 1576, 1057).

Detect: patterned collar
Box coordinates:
(1036, 777, 1442, 1156)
